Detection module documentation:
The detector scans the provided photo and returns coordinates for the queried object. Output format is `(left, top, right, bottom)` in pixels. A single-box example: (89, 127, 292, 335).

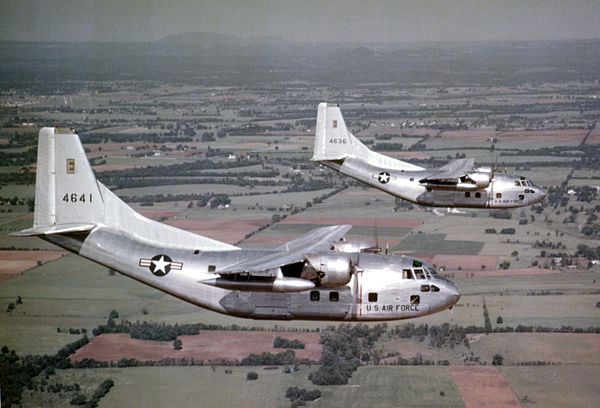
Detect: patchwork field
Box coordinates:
(449, 366, 520, 408)
(0, 250, 65, 282)
(468, 333, 600, 365)
(71, 331, 322, 363)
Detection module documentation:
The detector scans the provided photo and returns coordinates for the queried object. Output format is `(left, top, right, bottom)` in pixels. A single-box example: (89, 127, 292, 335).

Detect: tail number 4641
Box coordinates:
(62, 193, 93, 203)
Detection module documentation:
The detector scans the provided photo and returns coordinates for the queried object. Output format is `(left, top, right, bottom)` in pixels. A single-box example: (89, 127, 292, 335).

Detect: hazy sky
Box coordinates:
(1, 0, 599, 43)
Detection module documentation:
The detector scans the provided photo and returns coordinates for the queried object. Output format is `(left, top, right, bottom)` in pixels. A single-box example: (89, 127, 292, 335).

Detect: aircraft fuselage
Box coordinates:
(46, 226, 459, 321)
(325, 158, 546, 209)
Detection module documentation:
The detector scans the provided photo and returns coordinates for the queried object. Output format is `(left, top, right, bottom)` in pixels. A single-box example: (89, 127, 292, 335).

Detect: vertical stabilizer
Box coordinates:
(312, 103, 361, 161)
(33, 127, 104, 230)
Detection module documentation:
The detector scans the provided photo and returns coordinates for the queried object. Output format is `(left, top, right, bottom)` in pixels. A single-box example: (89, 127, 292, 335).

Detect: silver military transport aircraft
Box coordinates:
(312, 103, 546, 208)
(14, 128, 460, 321)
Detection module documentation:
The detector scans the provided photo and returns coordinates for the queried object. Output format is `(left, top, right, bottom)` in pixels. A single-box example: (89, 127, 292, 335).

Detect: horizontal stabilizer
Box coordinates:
(12, 223, 96, 237)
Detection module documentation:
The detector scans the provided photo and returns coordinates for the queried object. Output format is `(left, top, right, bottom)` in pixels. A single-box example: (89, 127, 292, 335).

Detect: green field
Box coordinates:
(312, 367, 463, 408)
(395, 233, 484, 255)
(502, 366, 600, 408)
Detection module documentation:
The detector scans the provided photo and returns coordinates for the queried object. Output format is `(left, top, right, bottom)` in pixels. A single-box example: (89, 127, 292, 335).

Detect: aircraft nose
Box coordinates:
(535, 188, 546, 203)
(447, 281, 461, 305)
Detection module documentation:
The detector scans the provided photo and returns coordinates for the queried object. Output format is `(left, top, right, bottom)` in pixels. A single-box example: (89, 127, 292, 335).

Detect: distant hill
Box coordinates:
(157, 32, 244, 48)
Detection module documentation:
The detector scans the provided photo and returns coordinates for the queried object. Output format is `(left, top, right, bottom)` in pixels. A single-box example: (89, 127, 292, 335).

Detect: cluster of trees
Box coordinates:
(285, 387, 322, 406)
(576, 244, 600, 260)
(490, 210, 512, 219)
(80, 132, 193, 144)
(71, 379, 114, 407)
(373, 142, 404, 151)
(91, 318, 317, 342)
(390, 323, 468, 349)
(273, 336, 305, 349)
(285, 178, 334, 193)
(0, 147, 37, 166)
(240, 350, 300, 366)
(309, 324, 386, 385)
(0, 336, 91, 407)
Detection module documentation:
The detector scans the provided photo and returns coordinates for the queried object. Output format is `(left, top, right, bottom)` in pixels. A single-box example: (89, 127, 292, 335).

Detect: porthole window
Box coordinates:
(420, 284, 430, 292)
(208, 265, 216, 272)
(310, 291, 320, 301)
(368, 292, 378, 302)
(465, 192, 470, 198)
(329, 292, 339, 302)
(475, 192, 481, 198)
(410, 295, 420, 305)
(496, 193, 502, 199)
(431, 285, 440, 292)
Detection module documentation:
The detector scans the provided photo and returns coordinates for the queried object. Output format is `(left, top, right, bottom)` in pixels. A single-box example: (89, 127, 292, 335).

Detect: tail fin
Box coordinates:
(312, 103, 425, 171)
(312, 103, 360, 161)
(19, 128, 103, 234)
(15, 128, 237, 251)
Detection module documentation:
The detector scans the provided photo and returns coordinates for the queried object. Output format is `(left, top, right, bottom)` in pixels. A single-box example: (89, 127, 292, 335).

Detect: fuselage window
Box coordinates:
(465, 192, 470, 198)
(515, 180, 521, 186)
(410, 178, 414, 182)
(475, 192, 481, 198)
(368, 292, 378, 302)
(403, 269, 414, 279)
(310, 291, 320, 301)
(410, 295, 420, 305)
(193, 249, 200, 255)
(420, 284, 430, 292)
(431, 285, 440, 292)
(496, 193, 502, 199)
(329, 291, 339, 302)
(519, 194, 524, 200)
(208, 265, 216, 272)
(414, 268, 425, 279)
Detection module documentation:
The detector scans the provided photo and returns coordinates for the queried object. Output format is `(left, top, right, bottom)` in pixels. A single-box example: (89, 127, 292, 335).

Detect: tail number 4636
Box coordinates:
(62, 193, 93, 203)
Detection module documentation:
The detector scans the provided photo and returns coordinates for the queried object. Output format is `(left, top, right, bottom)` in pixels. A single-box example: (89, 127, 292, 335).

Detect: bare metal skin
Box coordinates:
(313, 103, 546, 209)
(15, 128, 460, 321)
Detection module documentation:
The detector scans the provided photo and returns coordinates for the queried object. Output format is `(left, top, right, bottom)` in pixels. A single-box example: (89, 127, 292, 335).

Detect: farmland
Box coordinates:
(1, 37, 600, 407)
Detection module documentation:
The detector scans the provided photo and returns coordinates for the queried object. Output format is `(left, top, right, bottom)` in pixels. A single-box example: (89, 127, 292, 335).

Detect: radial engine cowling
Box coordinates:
(457, 172, 491, 190)
(304, 254, 352, 287)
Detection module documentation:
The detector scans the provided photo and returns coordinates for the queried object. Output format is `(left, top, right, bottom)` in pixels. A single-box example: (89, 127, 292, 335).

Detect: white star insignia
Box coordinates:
(378, 172, 391, 184)
(151, 256, 170, 274)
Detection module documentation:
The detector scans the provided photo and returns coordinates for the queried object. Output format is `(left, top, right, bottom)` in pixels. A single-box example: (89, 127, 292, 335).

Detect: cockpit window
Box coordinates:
(403, 269, 414, 279)
(515, 180, 522, 186)
(414, 268, 426, 279)
(423, 264, 438, 276)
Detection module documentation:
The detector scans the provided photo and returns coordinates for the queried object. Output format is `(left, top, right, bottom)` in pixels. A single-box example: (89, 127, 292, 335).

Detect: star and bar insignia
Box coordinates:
(139, 254, 183, 277)
(377, 171, 391, 184)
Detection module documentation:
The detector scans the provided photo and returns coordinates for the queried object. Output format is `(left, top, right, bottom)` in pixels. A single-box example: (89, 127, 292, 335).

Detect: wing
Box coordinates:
(217, 225, 352, 276)
(420, 158, 475, 182)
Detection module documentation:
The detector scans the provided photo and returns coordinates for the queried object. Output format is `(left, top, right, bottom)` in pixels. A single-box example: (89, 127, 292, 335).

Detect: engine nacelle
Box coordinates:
(457, 172, 491, 190)
(303, 254, 352, 287)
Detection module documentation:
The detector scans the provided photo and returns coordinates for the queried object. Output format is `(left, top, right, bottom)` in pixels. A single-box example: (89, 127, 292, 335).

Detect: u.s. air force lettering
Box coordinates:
(139, 254, 183, 276)
(366, 304, 420, 312)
